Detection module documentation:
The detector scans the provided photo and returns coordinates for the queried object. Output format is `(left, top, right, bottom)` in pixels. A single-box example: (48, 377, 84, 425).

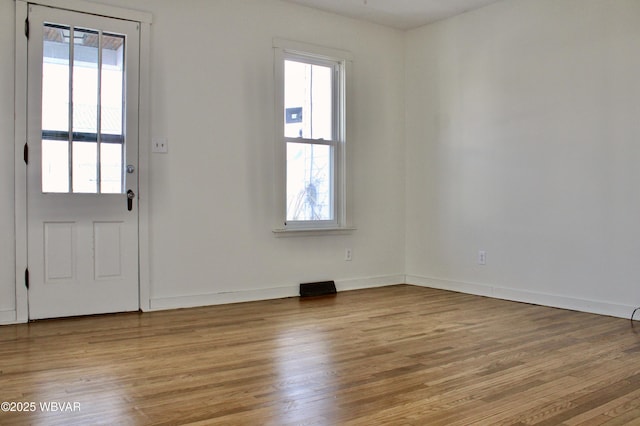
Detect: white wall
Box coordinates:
(140, 0, 406, 307)
(0, 0, 406, 321)
(405, 0, 640, 317)
(5, 0, 638, 323)
(0, 0, 16, 322)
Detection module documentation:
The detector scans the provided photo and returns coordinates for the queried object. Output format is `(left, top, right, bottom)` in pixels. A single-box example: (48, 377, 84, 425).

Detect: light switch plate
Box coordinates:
(152, 137, 168, 153)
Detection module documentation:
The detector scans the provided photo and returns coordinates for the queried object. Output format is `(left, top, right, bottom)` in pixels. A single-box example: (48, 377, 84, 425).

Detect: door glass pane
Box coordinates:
(42, 24, 71, 193)
(100, 143, 123, 194)
(72, 28, 99, 193)
(42, 25, 69, 132)
(72, 141, 97, 193)
(101, 33, 124, 135)
(42, 140, 69, 193)
(41, 24, 126, 194)
(286, 142, 333, 221)
(100, 32, 125, 193)
(72, 28, 99, 135)
(284, 60, 333, 140)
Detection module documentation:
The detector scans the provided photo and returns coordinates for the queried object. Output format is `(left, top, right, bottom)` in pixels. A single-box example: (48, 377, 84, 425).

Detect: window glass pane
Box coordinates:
(100, 143, 123, 194)
(72, 141, 97, 193)
(284, 60, 333, 140)
(42, 140, 69, 193)
(286, 142, 333, 221)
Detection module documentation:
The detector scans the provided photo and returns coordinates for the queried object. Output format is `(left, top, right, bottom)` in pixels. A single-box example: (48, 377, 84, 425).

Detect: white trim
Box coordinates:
(273, 45, 286, 229)
(273, 38, 353, 232)
(273, 38, 353, 61)
(150, 286, 298, 311)
(14, 0, 29, 323)
(17, 0, 152, 23)
(149, 275, 403, 311)
(0, 310, 17, 325)
(406, 275, 636, 320)
(272, 226, 356, 237)
(137, 20, 152, 312)
(337, 274, 405, 292)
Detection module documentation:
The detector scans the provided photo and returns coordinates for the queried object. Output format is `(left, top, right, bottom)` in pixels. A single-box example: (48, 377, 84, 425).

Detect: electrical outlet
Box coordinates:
(152, 137, 168, 153)
(345, 249, 352, 261)
(478, 250, 487, 266)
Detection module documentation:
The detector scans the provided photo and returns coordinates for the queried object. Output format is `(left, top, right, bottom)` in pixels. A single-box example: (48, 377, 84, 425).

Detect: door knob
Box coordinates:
(127, 190, 135, 211)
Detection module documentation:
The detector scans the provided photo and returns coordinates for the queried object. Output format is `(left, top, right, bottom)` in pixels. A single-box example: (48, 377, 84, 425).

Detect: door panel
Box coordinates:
(93, 221, 124, 280)
(27, 5, 140, 319)
(44, 222, 75, 282)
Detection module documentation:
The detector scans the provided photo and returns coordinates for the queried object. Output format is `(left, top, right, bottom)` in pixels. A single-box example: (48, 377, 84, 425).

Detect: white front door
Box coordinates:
(26, 4, 140, 320)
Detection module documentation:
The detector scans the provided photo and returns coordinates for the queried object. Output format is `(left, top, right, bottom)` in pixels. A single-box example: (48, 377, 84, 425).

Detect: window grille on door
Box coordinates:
(41, 23, 126, 194)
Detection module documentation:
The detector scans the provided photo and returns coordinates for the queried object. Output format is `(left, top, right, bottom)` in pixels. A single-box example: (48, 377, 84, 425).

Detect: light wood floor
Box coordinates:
(2, 285, 640, 425)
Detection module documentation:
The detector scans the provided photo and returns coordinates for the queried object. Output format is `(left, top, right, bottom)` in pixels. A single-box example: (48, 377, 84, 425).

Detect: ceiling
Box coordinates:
(283, 0, 502, 30)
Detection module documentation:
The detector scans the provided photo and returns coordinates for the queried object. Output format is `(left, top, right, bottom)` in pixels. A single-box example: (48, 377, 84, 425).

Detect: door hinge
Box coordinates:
(25, 268, 29, 290)
(24, 18, 29, 39)
(23, 142, 28, 165)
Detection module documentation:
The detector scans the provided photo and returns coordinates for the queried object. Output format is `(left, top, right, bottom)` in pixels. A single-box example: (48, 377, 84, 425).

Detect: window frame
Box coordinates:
(273, 39, 352, 233)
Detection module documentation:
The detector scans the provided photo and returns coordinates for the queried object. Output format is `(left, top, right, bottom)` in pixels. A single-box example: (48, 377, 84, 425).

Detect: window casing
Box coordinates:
(274, 40, 350, 231)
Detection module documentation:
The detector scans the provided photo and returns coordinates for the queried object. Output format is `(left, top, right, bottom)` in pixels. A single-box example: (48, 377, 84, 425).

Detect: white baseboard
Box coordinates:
(149, 274, 405, 311)
(6, 274, 631, 322)
(406, 275, 636, 320)
(0, 310, 16, 325)
(337, 274, 405, 292)
(149, 286, 297, 311)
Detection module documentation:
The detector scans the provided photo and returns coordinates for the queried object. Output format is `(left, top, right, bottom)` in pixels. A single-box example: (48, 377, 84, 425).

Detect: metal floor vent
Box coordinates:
(299, 281, 337, 298)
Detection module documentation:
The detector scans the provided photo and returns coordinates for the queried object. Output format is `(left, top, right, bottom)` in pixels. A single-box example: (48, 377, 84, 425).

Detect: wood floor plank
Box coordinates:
(2, 285, 640, 425)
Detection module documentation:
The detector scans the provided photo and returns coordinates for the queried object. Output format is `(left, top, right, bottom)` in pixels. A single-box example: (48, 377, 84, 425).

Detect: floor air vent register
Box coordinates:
(299, 281, 337, 298)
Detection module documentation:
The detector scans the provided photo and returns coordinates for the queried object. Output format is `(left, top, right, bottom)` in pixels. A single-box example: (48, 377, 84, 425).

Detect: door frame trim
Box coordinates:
(14, 0, 152, 322)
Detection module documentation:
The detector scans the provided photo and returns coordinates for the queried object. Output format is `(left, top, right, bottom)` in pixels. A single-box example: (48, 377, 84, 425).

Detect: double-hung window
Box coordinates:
(274, 39, 351, 231)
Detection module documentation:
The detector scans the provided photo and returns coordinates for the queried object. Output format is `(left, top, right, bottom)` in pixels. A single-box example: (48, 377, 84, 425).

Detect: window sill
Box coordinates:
(272, 226, 356, 237)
